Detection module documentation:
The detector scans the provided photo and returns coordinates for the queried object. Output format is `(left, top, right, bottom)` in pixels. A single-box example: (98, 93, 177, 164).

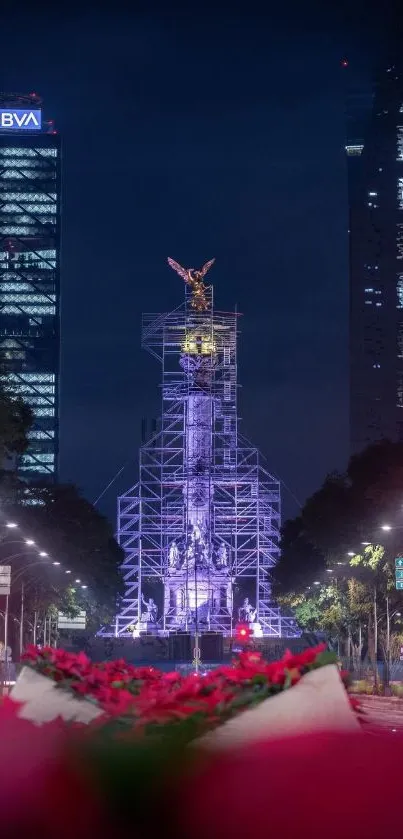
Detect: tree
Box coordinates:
(278, 538, 400, 684)
(277, 441, 403, 593)
(0, 370, 33, 465)
(280, 583, 348, 650)
(276, 516, 324, 594)
(345, 579, 368, 670)
(25, 484, 122, 609)
(0, 358, 124, 648)
(279, 591, 324, 633)
(348, 545, 386, 681)
(275, 442, 403, 685)
(0, 483, 124, 649)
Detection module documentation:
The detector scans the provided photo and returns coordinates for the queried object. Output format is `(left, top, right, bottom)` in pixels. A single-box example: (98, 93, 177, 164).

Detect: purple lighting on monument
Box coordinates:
(114, 259, 299, 638)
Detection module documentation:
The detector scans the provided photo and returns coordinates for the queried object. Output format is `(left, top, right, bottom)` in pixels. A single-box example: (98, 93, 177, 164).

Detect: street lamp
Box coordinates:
(5, 522, 17, 529)
(10, 559, 62, 654)
(381, 525, 392, 531)
(0, 539, 35, 551)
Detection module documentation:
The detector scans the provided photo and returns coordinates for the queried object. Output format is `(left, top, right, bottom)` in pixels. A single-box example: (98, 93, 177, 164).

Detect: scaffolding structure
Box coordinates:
(115, 275, 298, 638)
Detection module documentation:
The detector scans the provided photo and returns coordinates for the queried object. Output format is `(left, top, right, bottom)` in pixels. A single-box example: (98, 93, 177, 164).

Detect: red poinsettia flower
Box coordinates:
(0, 697, 102, 838)
(19, 642, 342, 740)
(280, 642, 326, 670)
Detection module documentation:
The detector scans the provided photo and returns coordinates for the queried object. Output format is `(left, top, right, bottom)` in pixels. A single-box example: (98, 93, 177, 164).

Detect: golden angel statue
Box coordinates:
(167, 257, 215, 311)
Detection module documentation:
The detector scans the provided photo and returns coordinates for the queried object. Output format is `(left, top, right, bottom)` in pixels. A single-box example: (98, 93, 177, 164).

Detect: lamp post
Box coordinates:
(4, 558, 59, 658)
(4, 593, 9, 681)
(1, 552, 30, 674)
(19, 580, 24, 657)
(0, 521, 84, 654)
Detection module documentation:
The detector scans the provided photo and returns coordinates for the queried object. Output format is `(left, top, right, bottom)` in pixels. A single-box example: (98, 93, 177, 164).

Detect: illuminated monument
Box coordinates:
(115, 259, 298, 638)
(0, 93, 60, 480)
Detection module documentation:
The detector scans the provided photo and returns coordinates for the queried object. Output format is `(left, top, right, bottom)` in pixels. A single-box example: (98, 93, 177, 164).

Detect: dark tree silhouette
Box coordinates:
(276, 441, 403, 594)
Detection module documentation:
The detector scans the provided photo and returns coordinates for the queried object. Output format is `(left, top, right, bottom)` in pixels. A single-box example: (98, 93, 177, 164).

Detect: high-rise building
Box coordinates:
(0, 93, 60, 481)
(347, 64, 403, 452)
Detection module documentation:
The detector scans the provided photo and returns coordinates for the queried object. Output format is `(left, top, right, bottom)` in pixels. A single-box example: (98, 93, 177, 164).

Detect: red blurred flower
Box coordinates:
(0, 698, 102, 838)
(180, 730, 403, 839)
(281, 643, 326, 670)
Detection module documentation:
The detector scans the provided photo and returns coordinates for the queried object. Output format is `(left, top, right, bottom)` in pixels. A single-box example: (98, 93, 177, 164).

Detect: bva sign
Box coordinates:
(0, 109, 42, 130)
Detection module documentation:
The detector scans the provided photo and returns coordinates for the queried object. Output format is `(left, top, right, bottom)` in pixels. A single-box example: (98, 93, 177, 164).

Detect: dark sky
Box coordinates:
(1, 2, 390, 522)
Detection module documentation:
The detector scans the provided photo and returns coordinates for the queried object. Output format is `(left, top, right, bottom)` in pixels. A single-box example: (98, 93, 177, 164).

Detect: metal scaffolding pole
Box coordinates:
(111, 261, 299, 639)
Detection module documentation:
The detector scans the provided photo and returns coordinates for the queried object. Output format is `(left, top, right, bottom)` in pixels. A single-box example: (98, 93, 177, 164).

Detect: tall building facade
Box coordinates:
(347, 65, 403, 452)
(0, 93, 60, 480)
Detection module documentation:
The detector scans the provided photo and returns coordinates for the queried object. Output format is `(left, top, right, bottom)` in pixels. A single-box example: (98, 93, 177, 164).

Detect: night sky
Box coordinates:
(1, 3, 390, 522)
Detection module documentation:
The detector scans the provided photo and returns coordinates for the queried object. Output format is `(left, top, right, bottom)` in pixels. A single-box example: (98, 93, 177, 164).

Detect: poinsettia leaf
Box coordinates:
(310, 651, 338, 670)
(283, 670, 293, 690)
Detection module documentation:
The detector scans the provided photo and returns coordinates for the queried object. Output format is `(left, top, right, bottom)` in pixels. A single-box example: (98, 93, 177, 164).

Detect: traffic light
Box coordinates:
(235, 623, 252, 643)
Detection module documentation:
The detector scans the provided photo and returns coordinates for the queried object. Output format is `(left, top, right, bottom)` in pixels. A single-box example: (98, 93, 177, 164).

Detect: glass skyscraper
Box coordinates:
(0, 93, 60, 480)
(347, 64, 403, 452)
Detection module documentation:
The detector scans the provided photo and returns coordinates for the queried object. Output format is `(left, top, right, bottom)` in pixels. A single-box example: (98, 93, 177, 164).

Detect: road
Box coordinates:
(356, 696, 403, 732)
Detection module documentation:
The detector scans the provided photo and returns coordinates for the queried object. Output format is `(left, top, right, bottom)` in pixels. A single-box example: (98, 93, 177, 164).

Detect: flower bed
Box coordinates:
(0, 644, 370, 836)
(16, 643, 344, 732)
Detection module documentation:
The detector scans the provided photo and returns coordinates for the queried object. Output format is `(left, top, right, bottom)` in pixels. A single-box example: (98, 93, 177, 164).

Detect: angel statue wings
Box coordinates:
(167, 257, 215, 311)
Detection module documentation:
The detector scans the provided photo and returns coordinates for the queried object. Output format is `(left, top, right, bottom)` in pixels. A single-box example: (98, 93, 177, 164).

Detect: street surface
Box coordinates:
(356, 696, 403, 732)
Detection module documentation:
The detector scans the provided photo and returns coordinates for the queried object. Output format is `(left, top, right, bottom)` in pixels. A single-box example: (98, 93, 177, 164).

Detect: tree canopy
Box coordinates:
(276, 440, 403, 594)
(0, 354, 124, 646)
(276, 441, 403, 678)
(0, 375, 33, 463)
(1, 482, 123, 613)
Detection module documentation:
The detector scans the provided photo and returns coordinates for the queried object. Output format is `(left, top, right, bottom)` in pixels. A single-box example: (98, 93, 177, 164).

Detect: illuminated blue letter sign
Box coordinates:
(0, 109, 42, 130)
